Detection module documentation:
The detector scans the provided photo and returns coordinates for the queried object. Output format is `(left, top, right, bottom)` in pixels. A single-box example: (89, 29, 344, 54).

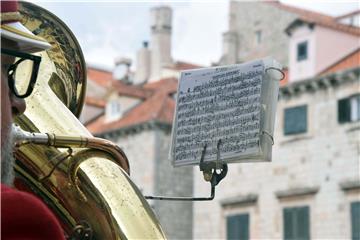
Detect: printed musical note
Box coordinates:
(173, 60, 265, 163)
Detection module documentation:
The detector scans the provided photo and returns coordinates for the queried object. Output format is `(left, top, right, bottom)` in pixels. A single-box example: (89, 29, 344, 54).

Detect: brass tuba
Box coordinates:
(13, 2, 166, 239)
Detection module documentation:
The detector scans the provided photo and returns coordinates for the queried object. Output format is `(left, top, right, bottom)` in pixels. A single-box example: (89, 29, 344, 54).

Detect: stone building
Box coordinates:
(194, 2, 360, 239)
(81, 1, 360, 239)
(219, 1, 359, 68)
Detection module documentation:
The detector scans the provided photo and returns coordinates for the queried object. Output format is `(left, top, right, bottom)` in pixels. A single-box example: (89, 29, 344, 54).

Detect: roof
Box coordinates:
(265, 1, 335, 22)
(271, 1, 360, 36)
(87, 66, 153, 99)
(112, 80, 153, 99)
(86, 77, 178, 135)
(85, 96, 106, 108)
(320, 48, 360, 75)
(144, 77, 178, 93)
(87, 67, 113, 87)
(286, 16, 360, 36)
(335, 9, 360, 20)
(167, 61, 203, 71)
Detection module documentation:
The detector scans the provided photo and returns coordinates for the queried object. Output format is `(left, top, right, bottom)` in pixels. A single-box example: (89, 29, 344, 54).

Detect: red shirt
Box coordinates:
(1, 184, 65, 240)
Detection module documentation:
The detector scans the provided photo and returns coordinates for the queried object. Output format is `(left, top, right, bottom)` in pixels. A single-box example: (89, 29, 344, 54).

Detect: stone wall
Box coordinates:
(108, 125, 193, 239)
(154, 128, 193, 239)
(114, 129, 156, 195)
(193, 75, 360, 239)
(224, 1, 297, 66)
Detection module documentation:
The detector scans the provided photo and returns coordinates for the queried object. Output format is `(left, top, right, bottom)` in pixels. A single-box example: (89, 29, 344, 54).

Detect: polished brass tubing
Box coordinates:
(14, 125, 130, 174)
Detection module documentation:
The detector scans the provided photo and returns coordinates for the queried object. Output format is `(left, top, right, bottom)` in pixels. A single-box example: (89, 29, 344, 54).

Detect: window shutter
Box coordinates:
(284, 105, 307, 135)
(227, 214, 249, 240)
(284, 208, 294, 239)
(284, 207, 310, 240)
(297, 206, 310, 240)
(338, 98, 350, 123)
(239, 214, 249, 240)
(227, 215, 240, 240)
(351, 202, 360, 240)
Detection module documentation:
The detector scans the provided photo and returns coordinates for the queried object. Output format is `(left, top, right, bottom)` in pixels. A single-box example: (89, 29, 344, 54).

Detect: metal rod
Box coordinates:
(145, 184, 215, 201)
(144, 140, 228, 201)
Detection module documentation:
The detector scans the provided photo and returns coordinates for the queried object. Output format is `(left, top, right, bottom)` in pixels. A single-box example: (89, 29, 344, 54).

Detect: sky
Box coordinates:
(31, 0, 359, 71)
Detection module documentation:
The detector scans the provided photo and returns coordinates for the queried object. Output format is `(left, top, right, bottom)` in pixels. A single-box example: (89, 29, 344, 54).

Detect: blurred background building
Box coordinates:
(80, 6, 198, 240)
(80, 1, 360, 239)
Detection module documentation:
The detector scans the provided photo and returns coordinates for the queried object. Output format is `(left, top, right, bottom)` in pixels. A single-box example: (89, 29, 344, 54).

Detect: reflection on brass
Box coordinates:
(14, 2, 166, 239)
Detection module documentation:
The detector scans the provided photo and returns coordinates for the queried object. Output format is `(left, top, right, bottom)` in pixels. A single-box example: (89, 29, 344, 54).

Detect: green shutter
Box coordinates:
(338, 98, 350, 123)
(284, 105, 307, 135)
(284, 206, 310, 240)
(284, 208, 294, 239)
(239, 215, 249, 240)
(227, 214, 249, 240)
(351, 202, 360, 240)
(297, 206, 310, 240)
(227, 215, 240, 240)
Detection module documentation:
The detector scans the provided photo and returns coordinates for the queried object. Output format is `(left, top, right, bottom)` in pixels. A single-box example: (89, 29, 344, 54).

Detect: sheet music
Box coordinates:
(172, 60, 265, 166)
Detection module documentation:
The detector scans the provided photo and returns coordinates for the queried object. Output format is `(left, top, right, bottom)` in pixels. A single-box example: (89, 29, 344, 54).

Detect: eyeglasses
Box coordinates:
(1, 48, 42, 98)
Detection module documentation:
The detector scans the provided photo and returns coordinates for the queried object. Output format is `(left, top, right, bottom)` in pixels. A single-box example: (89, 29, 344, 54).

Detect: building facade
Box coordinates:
(193, 67, 360, 239)
(220, 1, 297, 66)
(194, 1, 360, 239)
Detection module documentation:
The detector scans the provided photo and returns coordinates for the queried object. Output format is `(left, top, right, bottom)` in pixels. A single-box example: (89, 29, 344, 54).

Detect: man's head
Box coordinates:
(1, 1, 51, 185)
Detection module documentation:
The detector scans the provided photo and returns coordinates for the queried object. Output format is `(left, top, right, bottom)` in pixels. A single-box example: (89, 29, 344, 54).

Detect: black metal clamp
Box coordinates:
(145, 139, 228, 201)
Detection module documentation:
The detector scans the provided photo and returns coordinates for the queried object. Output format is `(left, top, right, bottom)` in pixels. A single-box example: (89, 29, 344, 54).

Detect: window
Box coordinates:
(297, 41, 308, 61)
(110, 100, 121, 116)
(106, 100, 122, 120)
(284, 105, 307, 135)
(351, 202, 360, 240)
(283, 206, 310, 240)
(338, 94, 360, 123)
(255, 30, 262, 45)
(227, 213, 249, 240)
(349, 17, 354, 26)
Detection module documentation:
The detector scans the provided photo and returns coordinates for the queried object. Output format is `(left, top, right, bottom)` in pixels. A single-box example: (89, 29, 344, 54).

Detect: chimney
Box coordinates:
(113, 57, 132, 84)
(134, 41, 151, 84)
(149, 6, 173, 81)
(222, 31, 238, 65)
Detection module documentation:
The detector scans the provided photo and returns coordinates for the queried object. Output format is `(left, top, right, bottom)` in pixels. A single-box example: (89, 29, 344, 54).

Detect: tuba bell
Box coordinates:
(13, 2, 166, 239)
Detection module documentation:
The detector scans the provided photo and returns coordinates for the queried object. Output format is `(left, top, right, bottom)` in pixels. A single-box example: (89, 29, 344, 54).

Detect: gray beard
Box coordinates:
(1, 126, 15, 186)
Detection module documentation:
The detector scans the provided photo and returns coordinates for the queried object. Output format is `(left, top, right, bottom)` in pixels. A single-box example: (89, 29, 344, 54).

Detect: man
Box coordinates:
(1, 1, 65, 239)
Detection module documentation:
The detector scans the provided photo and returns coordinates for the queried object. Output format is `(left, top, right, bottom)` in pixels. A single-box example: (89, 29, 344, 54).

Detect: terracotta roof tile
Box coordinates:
(320, 48, 360, 75)
(87, 67, 154, 99)
(85, 96, 106, 108)
(269, 1, 360, 36)
(144, 77, 178, 93)
(265, 1, 335, 21)
(86, 78, 177, 134)
(112, 80, 153, 99)
(294, 16, 360, 36)
(87, 67, 113, 87)
(335, 9, 360, 20)
(167, 61, 203, 71)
